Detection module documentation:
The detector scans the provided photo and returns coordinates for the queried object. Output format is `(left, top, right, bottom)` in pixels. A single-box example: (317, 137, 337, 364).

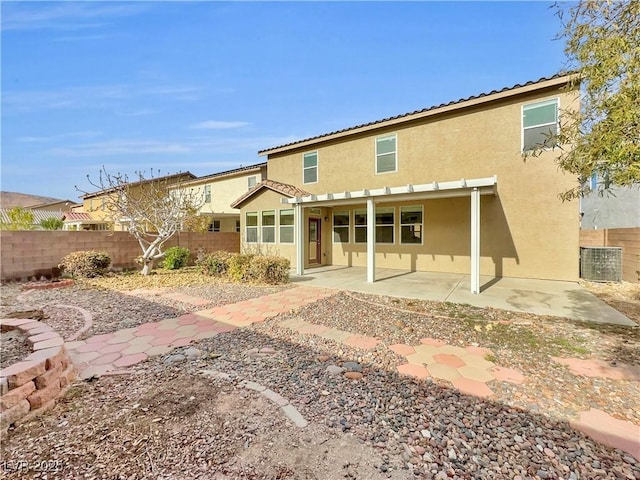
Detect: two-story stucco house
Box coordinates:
(232, 74, 580, 293)
(177, 162, 267, 233)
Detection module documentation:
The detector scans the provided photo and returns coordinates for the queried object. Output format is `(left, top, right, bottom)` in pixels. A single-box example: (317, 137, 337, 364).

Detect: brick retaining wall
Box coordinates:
(0, 319, 76, 436)
(0, 231, 240, 281)
(580, 227, 640, 283)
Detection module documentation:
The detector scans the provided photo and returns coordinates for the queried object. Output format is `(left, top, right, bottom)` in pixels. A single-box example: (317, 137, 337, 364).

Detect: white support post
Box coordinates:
(470, 188, 480, 294)
(367, 198, 376, 283)
(295, 203, 304, 276)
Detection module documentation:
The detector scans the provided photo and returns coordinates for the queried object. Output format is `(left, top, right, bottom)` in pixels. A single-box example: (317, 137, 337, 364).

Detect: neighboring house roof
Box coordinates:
(29, 199, 81, 210)
(259, 73, 577, 156)
(0, 208, 64, 224)
(230, 180, 311, 209)
(62, 212, 105, 222)
(82, 171, 197, 200)
(180, 162, 267, 187)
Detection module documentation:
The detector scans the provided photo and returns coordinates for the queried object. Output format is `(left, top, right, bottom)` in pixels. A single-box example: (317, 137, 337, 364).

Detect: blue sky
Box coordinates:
(1, 1, 568, 201)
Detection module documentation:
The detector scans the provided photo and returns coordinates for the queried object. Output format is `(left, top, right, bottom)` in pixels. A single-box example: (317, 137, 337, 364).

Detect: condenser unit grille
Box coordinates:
(580, 247, 622, 282)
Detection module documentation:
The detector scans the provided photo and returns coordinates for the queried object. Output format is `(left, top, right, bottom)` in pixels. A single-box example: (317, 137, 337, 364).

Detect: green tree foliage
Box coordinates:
(40, 217, 64, 230)
(0, 207, 36, 230)
(553, 0, 640, 199)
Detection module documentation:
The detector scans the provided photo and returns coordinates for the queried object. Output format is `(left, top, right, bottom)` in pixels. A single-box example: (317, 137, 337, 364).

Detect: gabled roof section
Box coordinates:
(82, 171, 197, 200)
(180, 162, 267, 187)
(62, 212, 101, 221)
(230, 180, 311, 209)
(259, 73, 578, 156)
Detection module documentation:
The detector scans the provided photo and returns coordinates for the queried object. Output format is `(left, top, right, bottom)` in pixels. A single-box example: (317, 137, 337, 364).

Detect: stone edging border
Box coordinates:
(22, 279, 74, 291)
(0, 318, 77, 437)
(200, 370, 308, 428)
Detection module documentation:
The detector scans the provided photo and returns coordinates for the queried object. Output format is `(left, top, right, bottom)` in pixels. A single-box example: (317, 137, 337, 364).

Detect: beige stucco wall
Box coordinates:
(190, 171, 263, 215)
(241, 84, 580, 281)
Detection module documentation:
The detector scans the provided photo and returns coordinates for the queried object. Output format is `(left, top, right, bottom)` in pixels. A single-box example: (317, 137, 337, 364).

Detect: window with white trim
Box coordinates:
(279, 209, 294, 243)
(246, 212, 258, 243)
(354, 209, 367, 243)
(303, 152, 318, 184)
(235, 220, 241, 232)
(333, 210, 350, 243)
(248, 176, 257, 190)
(208, 220, 220, 232)
(376, 134, 397, 174)
(204, 184, 211, 203)
(375, 207, 394, 244)
(400, 205, 423, 244)
(262, 210, 275, 243)
(522, 99, 558, 151)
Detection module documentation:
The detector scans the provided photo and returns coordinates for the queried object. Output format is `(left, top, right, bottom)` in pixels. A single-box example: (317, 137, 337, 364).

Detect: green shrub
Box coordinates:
(162, 246, 191, 270)
(227, 254, 255, 282)
(59, 251, 111, 278)
(246, 255, 290, 284)
(197, 251, 233, 277)
(40, 218, 64, 230)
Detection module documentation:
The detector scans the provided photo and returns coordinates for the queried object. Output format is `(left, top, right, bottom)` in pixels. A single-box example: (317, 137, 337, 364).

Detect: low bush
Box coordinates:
(245, 255, 290, 284)
(227, 254, 255, 282)
(198, 252, 289, 284)
(162, 246, 191, 270)
(59, 251, 111, 278)
(197, 251, 233, 277)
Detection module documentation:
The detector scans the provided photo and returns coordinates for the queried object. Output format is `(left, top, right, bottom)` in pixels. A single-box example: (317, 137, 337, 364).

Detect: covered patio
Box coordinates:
(290, 265, 635, 326)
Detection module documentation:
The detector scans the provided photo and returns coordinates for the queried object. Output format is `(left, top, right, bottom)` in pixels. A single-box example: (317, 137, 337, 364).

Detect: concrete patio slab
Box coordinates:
(291, 266, 636, 325)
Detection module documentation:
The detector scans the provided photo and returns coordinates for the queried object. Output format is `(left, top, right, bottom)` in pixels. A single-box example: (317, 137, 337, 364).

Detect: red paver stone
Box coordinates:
(33, 337, 64, 350)
(433, 353, 466, 368)
(465, 345, 493, 356)
(388, 344, 416, 357)
(86, 333, 115, 344)
(170, 338, 193, 348)
(420, 337, 446, 347)
(92, 353, 122, 366)
(552, 357, 640, 381)
(177, 316, 200, 326)
(343, 335, 380, 350)
(397, 363, 430, 379)
(74, 341, 106, 354)
(97, 343, 130, 355)
(571, 408, 640, 460)
(113, 353, 148, 368)
(149, 336, 176, 347)
(491, 366, 526, 385)
(452, 378, 494, 398)
(27, 331, 59, 344)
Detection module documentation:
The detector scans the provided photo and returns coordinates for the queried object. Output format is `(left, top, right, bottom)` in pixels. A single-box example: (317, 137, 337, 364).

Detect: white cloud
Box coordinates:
(17, 131, 103, 143)
(48, 140, 191, 157)
(189, 121, 250, 130)
(2, 3, 148, 31)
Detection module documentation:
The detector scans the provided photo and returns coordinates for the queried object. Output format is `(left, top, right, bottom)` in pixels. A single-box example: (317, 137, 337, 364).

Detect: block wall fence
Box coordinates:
(0, 231, 240, 281)
(579, 227, 640, 283)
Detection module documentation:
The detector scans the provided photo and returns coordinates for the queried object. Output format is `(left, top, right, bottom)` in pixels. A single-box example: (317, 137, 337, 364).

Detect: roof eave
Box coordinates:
(259, 73, 578, 156)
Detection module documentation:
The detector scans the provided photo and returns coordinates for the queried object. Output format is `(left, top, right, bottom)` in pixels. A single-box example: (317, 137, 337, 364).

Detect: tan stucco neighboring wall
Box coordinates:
(188, 171, 263, 215)
(241, 84, 580, 281)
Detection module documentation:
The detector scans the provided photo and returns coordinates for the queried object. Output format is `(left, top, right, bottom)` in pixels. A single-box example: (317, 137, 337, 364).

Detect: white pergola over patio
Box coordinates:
(281, 176, 498, 294)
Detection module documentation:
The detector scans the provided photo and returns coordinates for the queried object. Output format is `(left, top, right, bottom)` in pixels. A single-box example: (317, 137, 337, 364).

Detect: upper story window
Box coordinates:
(247, 176, 257, 190)
(376, 134, 397, 174)
(522, 99, 558, 152)
(303, 152, 318, 184)
(204, 184, 212, 203)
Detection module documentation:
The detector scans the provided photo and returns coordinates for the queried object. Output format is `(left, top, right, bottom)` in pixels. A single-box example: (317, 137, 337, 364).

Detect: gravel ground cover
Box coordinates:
(1, 273, 638, 479)
(0, 329, 31, 369)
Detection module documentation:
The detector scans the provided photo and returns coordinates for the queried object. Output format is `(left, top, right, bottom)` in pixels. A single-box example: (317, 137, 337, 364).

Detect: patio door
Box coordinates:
(308, 217, 321, 265)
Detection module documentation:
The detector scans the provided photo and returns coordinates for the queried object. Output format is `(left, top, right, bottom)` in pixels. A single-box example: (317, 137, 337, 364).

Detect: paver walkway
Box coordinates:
(63, 284, 639, 461)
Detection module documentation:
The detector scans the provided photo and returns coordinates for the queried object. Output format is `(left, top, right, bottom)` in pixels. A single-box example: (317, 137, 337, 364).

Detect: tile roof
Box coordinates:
(82, 171, 197, 200)
(0, 208, 64, 224)
(230, 179, 311, 209)
(259, 73, 577, 155)
(62, 212, 104, 222)
(180, 162, 267, 186)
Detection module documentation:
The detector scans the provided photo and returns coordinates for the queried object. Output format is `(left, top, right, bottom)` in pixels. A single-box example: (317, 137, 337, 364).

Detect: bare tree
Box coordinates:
(80, 168, 204, 275)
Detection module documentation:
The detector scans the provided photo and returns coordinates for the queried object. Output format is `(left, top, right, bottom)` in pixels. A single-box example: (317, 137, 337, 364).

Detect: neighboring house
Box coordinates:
(175, 162, 267, 233)
(580, 180, 640, 230)
(0, 208, 64, 229)
(28, 199, 81, 212)
(231, 74, 580, 293)
(62, 212, 111, 231)
(80, 172, 197, 231)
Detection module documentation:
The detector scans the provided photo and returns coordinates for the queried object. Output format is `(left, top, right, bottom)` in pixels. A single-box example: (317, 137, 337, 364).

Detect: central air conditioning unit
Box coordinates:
(580, 247, 622, 282)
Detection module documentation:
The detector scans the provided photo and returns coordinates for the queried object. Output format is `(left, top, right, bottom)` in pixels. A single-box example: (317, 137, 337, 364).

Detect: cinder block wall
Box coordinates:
(580, 227, 640, 282)
(0, 231, 240, 281)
